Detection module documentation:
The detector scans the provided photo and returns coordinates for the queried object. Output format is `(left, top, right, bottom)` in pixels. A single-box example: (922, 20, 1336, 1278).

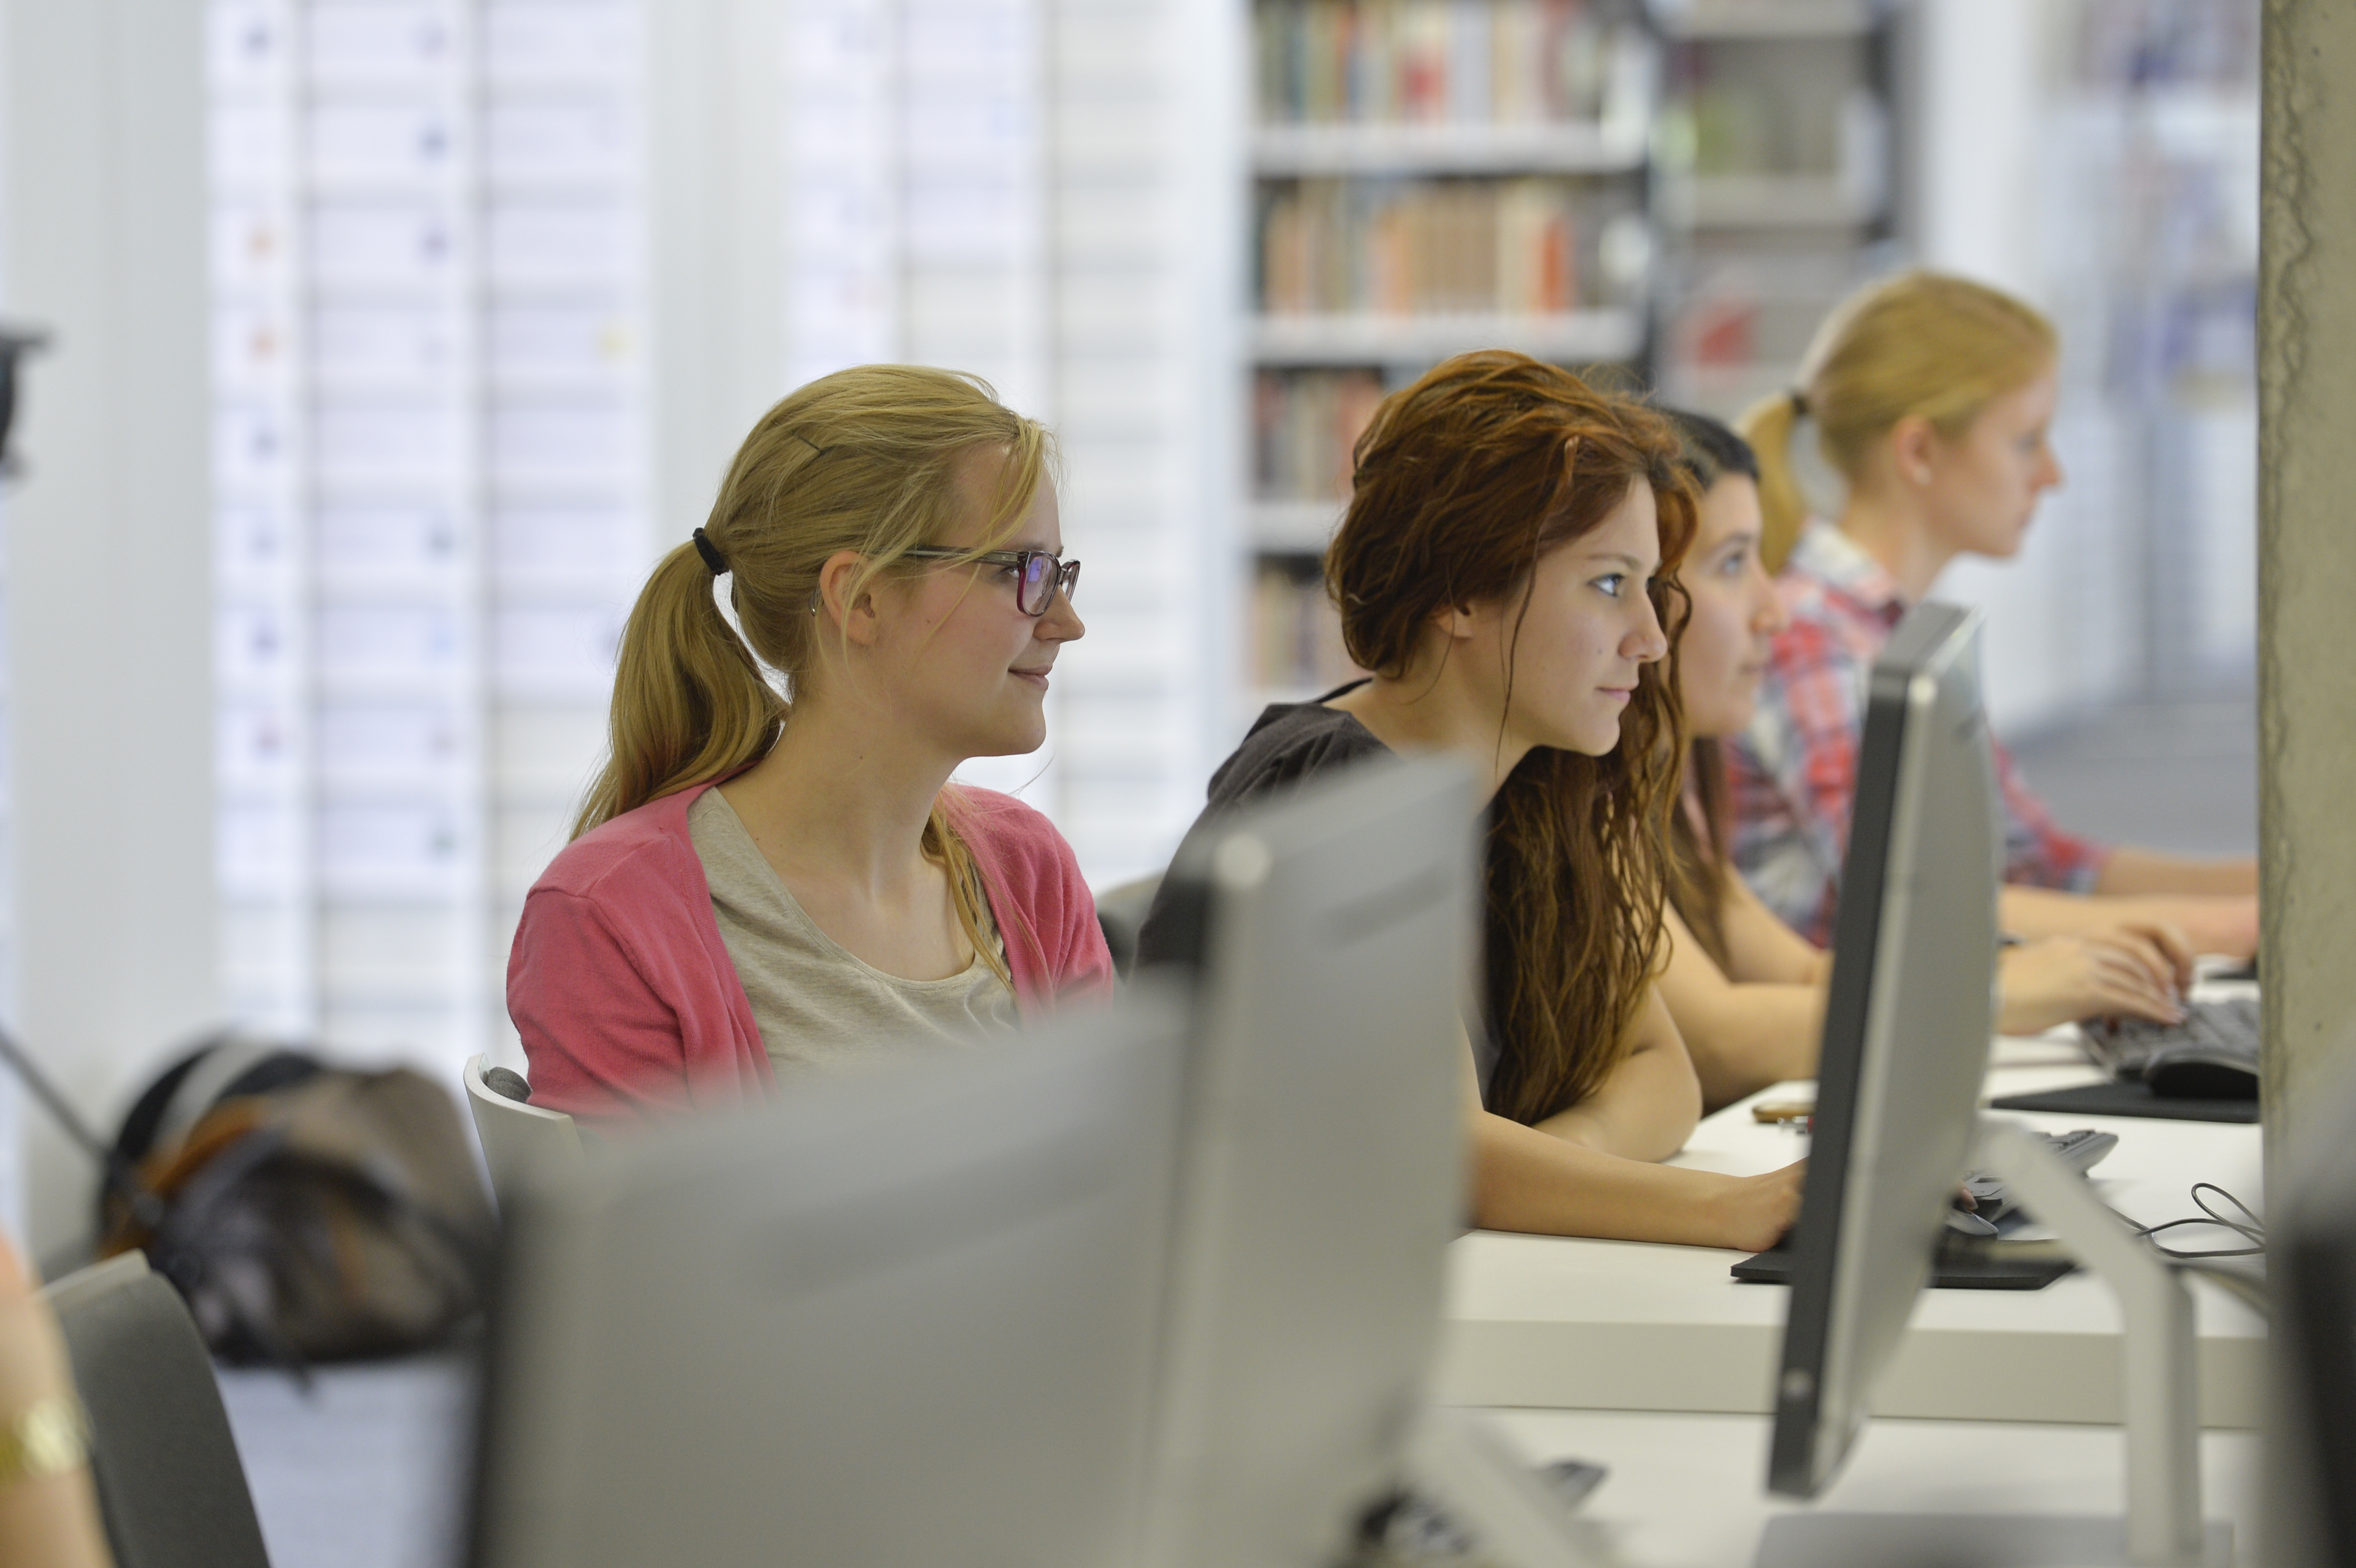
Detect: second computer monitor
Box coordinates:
(1767, 602, 2003, 1498)
(466, 998, 1192, 1568)
(1140, 753, 1480, 1568)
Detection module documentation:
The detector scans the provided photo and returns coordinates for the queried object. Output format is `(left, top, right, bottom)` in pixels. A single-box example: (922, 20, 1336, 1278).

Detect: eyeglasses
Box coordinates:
(901, 546, 1082, 617)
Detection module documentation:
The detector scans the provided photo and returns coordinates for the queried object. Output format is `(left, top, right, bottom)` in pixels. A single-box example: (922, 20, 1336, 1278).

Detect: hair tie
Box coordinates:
(1788, 387, 1811, 417)
(691, 527, 727, 576)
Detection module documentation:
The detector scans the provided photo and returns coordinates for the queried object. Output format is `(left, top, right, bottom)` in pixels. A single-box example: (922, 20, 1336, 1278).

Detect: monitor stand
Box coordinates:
(1755, 1117, 2232, 1568)
(1406, 1406, 1609, 1567)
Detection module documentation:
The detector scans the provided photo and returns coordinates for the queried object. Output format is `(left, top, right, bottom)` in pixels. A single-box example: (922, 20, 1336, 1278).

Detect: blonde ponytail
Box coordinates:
(574, 365, 1056, 984)
(573, 542, 785, 838)
(1741, 270, 2058, 574)
(1736, 388, 1809, 573)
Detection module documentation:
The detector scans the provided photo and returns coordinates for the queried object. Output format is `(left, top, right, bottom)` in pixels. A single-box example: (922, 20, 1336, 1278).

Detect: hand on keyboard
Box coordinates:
(1996, 923, 2193, 1036)
(2082, 996, 2261, 1079)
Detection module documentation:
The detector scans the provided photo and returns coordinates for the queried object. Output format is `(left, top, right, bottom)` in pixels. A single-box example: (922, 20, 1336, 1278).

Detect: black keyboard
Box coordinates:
(1950, 1127, 2118, 1233)
(2082, 996, 2260, 1079)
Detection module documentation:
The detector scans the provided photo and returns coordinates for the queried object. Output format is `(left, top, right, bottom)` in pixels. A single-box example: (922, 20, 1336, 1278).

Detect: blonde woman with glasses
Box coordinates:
(509, 366, 1110, 1124)
(1730, 271, 2257, 960)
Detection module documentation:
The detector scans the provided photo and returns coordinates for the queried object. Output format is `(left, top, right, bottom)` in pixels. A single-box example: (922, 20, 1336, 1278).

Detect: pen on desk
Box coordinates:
(1752, 1099, 1814, 1131)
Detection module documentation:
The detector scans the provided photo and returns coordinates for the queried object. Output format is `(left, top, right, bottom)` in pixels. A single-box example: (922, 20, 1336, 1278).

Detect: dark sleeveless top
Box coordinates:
(1136, 683, 1501, 1099)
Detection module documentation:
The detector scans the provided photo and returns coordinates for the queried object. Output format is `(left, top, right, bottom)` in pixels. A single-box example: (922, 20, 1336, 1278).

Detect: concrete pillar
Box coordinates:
(2258, 0, 2356, 1175)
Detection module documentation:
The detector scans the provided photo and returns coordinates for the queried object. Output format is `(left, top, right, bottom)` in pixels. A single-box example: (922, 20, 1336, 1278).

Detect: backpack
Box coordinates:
(97, 1034, 498, 1366)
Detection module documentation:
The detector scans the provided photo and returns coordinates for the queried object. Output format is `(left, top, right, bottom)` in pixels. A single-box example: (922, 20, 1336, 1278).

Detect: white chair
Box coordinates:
(463, 1053, 585, 1207)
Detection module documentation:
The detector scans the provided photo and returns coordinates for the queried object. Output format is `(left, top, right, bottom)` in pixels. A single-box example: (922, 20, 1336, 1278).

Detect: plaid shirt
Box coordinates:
(1727, 522, 2109, 946)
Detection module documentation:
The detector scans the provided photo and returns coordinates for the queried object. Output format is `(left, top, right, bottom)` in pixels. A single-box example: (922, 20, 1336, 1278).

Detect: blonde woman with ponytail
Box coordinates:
(509, 366, 1110, 1122)
(1728, 271, 2257, 960)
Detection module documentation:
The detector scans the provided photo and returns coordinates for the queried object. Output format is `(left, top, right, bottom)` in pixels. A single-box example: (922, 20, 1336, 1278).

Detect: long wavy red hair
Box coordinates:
(1326, 352, 1697, 1125)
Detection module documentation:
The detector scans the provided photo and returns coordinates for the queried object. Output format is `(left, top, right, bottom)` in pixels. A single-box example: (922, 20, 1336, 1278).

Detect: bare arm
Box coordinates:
(1714, 874, 1831, 987)
(1467, 1094, 1802, 1252)
(1453, 1014, 1800, 1252)
(1529, 986, 1702, 1163)
(2001, 884, 2257, 959)
(1658, 889, 1830, 1113)
(0, 1239, 114, 1568)
(2094, 848, 2257, 899)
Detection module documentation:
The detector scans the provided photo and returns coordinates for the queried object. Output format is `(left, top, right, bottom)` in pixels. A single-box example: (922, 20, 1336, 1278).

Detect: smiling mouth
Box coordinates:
(1011, 667, 1052, 688)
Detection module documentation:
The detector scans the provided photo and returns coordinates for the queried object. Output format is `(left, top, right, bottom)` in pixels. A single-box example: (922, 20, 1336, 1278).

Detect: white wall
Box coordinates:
(0, 0, 1240, 1255)
(1044, 0, 1241, 884)
(644, 0, 1237, 887)
(1907, 0, 2121, 737)
(2, 0, 219, 1263)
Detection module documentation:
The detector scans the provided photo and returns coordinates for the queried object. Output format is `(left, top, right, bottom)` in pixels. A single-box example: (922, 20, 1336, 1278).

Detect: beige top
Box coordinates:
(687, 790, 1019, 1078)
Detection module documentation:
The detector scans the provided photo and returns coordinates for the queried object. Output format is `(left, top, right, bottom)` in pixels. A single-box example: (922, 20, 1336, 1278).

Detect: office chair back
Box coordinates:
(463, 1053, 584, 1207)
(1093, 872, 1163, 981)
(40, 1251, 272, 1568)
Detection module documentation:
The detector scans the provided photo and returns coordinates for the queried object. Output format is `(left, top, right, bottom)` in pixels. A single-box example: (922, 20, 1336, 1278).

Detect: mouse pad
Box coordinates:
(1988, 1080, 2257, 1124)
(1732, 1244, 2073, 1290)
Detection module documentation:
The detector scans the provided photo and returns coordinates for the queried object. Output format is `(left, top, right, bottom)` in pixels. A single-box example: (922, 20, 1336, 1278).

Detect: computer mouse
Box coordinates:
(1943, 1207, 1998, 1239)
(2145, 1048, 2259, 1101)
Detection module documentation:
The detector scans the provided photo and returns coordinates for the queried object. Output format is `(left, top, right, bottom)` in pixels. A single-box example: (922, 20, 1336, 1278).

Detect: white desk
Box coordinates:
(1482, 1407, 2262, 1568)
(1439, 1024, 2266, 1427)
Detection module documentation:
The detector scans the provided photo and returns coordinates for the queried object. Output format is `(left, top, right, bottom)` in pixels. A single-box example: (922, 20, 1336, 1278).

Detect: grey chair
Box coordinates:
(1093, 872, 1164, 981)
(40, 1251, 272, 1568)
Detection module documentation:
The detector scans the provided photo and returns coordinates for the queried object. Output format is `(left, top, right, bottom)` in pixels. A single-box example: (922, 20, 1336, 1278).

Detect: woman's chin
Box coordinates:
(967, 720, 1049, 760)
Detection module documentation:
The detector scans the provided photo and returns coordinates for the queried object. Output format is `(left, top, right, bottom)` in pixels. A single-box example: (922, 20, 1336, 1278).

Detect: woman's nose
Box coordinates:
(1039, 591, 1085, 643)
(2037, 443, 2065, 492)
(1628, 595, 1670, 662)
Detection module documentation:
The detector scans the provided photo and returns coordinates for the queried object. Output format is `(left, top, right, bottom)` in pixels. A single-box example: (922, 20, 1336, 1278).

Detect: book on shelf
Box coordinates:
(1251, 557, 1367, 695)
(1258, 176, 1639, 315)
(1254, 367, 1386, 501)
(1256, 0, 1641, 129)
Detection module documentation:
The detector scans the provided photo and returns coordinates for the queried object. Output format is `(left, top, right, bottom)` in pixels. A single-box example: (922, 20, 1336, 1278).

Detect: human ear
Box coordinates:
(815, 549, 884, 647)
(1428, 601, 1484, 642)
(1888, 415, 1939, 488)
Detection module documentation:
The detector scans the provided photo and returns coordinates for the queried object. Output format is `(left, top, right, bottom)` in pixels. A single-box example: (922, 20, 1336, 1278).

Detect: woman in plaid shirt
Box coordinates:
(1656, 408, 2206, 1111)
(1726, 272, 2257, 959)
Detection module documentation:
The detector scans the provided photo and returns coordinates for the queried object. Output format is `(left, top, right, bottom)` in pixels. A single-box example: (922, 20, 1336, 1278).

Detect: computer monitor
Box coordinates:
(1136, 754, 1484, 1567)
(464, 994, 1191, 1568)
(1763, 602, 2003, 1499)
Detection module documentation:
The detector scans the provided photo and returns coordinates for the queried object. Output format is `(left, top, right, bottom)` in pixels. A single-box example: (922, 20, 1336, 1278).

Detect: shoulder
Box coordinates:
(943, 785, 1067, 855)
(1762, 584, 1871, 715)
(942, 786, 1087, 894)
(943, 786, 1111, 1001)
(527, 786, 712, 910)
(1208, 697, 1393, 812)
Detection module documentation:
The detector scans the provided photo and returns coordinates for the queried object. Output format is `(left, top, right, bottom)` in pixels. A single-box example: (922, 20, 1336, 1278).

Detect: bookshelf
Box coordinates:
(1242, 0, 1661, 713)
(1650, 0, 1903, 420)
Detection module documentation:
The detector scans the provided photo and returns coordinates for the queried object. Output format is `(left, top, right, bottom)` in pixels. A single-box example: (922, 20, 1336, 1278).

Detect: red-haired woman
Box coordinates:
(1140, 352, 1803, 1252)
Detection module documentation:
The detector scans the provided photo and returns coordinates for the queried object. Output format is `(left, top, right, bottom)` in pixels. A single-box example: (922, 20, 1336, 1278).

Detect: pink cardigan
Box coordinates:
(507, 781, 1114, 1124)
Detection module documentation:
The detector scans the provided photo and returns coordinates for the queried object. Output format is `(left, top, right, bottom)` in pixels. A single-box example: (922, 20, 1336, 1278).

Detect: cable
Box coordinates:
(2115, 1182, 2265, 1259)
